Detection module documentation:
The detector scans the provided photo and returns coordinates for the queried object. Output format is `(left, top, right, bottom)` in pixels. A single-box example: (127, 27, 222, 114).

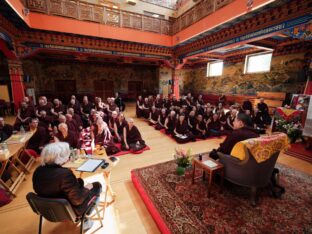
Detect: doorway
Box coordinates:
(128, 81, 143, 100)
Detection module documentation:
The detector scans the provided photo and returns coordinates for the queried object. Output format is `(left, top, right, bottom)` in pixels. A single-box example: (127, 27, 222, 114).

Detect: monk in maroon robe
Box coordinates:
(207, 113, 223, 137)
(27, 118, 48, 154)
(155, 108, 167, 130)
(164, 111, 176, 135)
(136, 96, 144, 118)
(14, 102, 35, 130)
(195, 115, 207, 139)
(149, 106, 159, 125)
(173, 114, 195, 143)
(210, 113, 259, 160)
(54, 123, 79, 149)
(122, 118, 146, 151)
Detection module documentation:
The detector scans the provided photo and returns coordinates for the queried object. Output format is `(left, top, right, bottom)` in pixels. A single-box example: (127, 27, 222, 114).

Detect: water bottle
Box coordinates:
(20, 126, 25, 135)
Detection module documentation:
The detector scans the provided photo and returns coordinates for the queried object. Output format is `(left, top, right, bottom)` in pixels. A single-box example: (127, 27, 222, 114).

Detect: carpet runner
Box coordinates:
(285, 142, 312, 163)
(132, 160, 312, 233)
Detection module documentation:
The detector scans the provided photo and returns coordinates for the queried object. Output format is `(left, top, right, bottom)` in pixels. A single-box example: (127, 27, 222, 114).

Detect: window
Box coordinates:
(207, 61, 223, 77)
(244, 52, 273, 74)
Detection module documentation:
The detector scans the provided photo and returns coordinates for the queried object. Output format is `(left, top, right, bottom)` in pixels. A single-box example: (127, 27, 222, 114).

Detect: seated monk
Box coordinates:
(142, 98, 151, 119)
(65, 113, 79, 135)
(109, 111, 118, 134)
(38, 110, 53, 133)
(173, 114, 196, 143)
(14, 101, 35, 131)
(210, 113, 259, 160)
(195, 115, 207, 139)
(92, 119, 120, 156)
(148, 106, 159, 125)
(136, 96, 144, 118)
(206, 113, 223, 137)
(187, 111, 197, 134)
(116, 113, 128, 142)
(0, 117, 13, 142)
(67, 108, 83, 131)
(164, 110, 176, 135)
(155, 108, 167, 130)
(122, 118, 146, 151)
(51, 98, 65, 127)
(27, 118, 49, 154)
(36, 96, 52, 117)
(54, 123, 79, 149)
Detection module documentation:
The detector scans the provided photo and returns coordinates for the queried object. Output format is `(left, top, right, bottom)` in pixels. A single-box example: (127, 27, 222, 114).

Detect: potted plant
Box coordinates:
(174, 148, 192, 175)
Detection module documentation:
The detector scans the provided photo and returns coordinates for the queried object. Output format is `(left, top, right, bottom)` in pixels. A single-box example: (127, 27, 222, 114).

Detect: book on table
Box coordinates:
(203, 160, 218, 168)
(76, 159, 104, 172)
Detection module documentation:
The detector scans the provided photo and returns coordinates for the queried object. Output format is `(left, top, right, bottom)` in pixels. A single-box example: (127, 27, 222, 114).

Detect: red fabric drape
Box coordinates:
(304, 80, 312, 95)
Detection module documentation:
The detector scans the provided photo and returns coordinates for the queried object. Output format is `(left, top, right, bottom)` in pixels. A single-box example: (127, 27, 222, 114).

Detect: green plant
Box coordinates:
(174, 148, 192, 168)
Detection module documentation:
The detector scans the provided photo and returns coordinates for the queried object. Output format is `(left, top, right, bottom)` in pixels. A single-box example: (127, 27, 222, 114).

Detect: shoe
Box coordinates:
(82, 219, 94, 231)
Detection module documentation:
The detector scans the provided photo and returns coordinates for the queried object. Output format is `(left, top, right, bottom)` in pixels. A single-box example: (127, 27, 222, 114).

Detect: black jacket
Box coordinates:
(32, 164, 91, 215)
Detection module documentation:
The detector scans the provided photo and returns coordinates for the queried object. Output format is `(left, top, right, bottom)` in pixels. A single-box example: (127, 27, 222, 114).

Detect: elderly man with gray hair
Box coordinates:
(32, 142, 102, 229)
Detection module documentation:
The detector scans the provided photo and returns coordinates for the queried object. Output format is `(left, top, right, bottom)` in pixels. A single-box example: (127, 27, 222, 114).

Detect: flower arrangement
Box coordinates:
(174, 148, 192, 168)
(275, 119, 302, 143)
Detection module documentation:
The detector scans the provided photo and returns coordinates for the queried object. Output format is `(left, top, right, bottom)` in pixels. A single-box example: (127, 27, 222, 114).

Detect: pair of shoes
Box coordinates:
(83, 219, 94, 231)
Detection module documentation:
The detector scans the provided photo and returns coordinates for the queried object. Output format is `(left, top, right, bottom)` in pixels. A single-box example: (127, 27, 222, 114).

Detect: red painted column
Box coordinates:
(8, 59, 25, 109)
(171, 68, 180, 99)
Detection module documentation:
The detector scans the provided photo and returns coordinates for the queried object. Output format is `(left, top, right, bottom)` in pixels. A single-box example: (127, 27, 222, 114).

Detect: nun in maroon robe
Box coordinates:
(164, 111, 176, 135)
(92, 120, 120, 156)
(195, 115, 207, 139)
(136, 96, 144, 118)
(155, 108, 167, 130)
(149, 106, 159, 125)
(27, 118, 48, 154)
(207, 113, 223, 137)
(54, 123, 79, 149)
(14, 102, 35, 130)
(173, 114, 195, 143)
(122, 118, 146, 151)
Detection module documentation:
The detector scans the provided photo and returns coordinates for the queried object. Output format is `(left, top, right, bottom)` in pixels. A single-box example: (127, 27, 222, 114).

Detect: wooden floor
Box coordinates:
(1, 103, 311, 234)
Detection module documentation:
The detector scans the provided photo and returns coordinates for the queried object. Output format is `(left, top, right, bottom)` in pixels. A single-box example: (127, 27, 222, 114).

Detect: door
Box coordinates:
(128, 81, 143, 100)
(55, 80, 76, 103)
(93, 80, 114, 100)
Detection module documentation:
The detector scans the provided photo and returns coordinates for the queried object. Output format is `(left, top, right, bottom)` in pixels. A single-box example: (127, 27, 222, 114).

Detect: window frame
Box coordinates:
(206, 60, 224, 77)
(244, 51, 273, 74)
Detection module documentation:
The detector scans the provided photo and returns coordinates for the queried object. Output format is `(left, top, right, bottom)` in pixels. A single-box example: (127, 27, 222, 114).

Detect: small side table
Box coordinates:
(192, 154, 224, 197)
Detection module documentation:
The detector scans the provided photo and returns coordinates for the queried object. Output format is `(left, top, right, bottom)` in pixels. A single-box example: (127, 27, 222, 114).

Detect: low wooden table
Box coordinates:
(192, 154, 224, 197)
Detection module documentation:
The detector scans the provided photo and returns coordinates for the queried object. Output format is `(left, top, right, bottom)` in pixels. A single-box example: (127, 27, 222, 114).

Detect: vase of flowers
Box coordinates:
(174, 148, 192, 175)
(275, 119, 302, 143)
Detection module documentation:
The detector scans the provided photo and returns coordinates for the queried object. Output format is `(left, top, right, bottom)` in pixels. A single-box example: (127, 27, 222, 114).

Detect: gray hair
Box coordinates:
(40, 142, 70, 166)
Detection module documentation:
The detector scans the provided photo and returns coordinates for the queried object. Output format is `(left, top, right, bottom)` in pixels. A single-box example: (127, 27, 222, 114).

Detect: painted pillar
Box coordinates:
(172, 69, 180, 99)
(8, 59, 25, 108)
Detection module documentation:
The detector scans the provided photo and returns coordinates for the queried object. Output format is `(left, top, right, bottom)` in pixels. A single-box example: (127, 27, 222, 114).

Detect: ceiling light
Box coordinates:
(112, 5, 118, 9)
(152, 14, 159, 18)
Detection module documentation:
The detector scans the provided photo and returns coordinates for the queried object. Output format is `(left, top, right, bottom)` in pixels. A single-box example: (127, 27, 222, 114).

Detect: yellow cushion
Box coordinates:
(231, 133, 289, 163)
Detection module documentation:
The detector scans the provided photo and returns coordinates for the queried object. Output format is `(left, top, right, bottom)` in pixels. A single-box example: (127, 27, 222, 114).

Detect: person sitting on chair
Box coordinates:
(210, 113, 259, 159)
(32, 142, 102, 229)
(122, 118, 146, 151)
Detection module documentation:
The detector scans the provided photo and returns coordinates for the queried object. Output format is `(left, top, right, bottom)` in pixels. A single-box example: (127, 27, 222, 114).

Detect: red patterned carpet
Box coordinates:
(285, 142, 312, 163)
(131, 161, 312, 233)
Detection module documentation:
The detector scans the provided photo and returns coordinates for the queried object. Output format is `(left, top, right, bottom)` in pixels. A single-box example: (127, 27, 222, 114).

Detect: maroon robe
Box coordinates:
(27, 127, 48, 153)
(55, 130, 78, 148)
(218, 127, 259, 154)
(124, 125, 144, 145)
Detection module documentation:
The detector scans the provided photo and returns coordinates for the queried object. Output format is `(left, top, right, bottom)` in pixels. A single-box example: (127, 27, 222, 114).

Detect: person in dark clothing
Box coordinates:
(14, 102, 35, 131)
(0, 117, 13, 142)
(154, 94, 163, 109)
(115, 92, 125, 112)
(174, 114, 196, 143)
(155, 108, 167, 130)
(195, 115, 207, 139)
(242, 99, 253, 113)
(207, 113, 223, 137)
(148, 106, 159, 125)
(122, 118, 146, 151)
(27, 118, 48, 154)
(116, 113, 128, 138)
(164, 110, 176, 135)
(81, 96, 94, 128)
(210, 113, 259, 159)
(136, 96, 144, 118)
(257, 98, 271, 125)
(54, 123, 79, 148)
(32, 142, 102, 222)
(187, 111, 197, 134)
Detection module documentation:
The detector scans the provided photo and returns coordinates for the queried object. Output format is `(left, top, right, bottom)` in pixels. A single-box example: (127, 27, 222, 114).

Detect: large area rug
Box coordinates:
(131, 160, 312, 233)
